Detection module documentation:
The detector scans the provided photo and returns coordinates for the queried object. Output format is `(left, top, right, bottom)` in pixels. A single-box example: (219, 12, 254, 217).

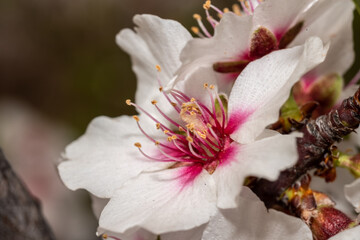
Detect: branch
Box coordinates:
(0, 149, 55, 240)
(251, 87, 360, 207)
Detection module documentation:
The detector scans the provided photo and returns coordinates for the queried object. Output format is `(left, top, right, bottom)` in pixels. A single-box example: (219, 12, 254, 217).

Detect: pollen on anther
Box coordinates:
(164, 130, 170, 134)
(126, 99, 132, 105)
(167, 136, 173, 142)
(193, 13, 201, 20)
(151, 100, 157, 105)
(103, 234, 108, 239)
(159, 87, 163, 92)
(156, 123, 161, 129)
(134, 142, 142, 148)
(132, 115, 139, 122)
(156, 65, 161, 72)
(190, 98, 196, 102)
(171, 135, 177, 140)
(155, 141, 160, 145)
(191, 26, 200, 34)
(203, 0, 211, 10)
(171, 102, 177, 107)
(209, 84, 215, 89)
(207, 123, 212, 128)
(186, 136, 194, 143)
(223, 7, 230, 13)
(203, 83, 208, 88)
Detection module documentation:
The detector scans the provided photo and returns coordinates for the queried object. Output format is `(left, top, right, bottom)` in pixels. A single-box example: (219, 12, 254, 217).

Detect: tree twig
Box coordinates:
(0, 149, 55, 240)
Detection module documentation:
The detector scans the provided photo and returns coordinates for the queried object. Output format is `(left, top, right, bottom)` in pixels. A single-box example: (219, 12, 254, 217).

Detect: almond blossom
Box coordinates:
(179, 0, 354, 95)
(58, 14, 328, 236)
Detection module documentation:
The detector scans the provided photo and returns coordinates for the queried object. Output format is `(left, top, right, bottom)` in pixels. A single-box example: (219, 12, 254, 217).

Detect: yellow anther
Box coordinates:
(132, 115, 139, 121)
(159, 87, 163, 92)
(179, 126, 185, 132)
(191, 26, 200, 34)
(171, 102, 177, 107)
(134, 142, 142, 148)
(164, 130, 170, 134)
(203, 0, 211, 10)
(156, 123, 161, 129)
(151, 100, 157, 105)
(167, 136, 173, 142)
(182, 103, 187, 107)
(103, 234, 108, 239)
(155, 141, 160, 145)
(190, 111, 196, 116)
(209, 84, 215, 89)
(193, 13, 201, 20)
(126, 99, 132, 105)
(203, 83, 208, 88)
(198, 131, 207, 139)
(171, 135, 178, 140)
(223, 7, 230, 13)
(207, 123, 212, 128)
(186, 136, 194, 143)
(190, 98, 196, 102)
(156, 65, 161, 72)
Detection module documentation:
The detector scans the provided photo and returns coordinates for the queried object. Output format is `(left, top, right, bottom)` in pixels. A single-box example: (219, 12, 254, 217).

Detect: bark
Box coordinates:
(0, 149, 55, 240)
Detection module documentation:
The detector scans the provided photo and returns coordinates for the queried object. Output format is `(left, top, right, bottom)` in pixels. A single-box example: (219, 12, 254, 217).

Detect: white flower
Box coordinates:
(179, 0, 354, 94)
(58, 15, 328, 236)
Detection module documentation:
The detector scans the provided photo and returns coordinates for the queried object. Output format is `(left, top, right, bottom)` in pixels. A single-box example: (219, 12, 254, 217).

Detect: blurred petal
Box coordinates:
(253, 0, 312, 38)
(345, 178, 360, 213)
(293, 0, 354, 77)
(329, 225, 360, 240)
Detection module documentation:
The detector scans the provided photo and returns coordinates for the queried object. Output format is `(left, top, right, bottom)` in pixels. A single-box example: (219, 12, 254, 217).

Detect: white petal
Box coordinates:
(253, 0, 313, 37)
(116, 14, 191, 107)
(98, 168, 217, 234)
(180, 13, 252, 65)
(292, 0, 354, 76)
(228, 37, 328, 143)
(162, 225, 207, 240)
(213, 131, 298, 208)
(201, 187, 312, 240)
(345, 178, 360, 213)
(329, 225, 360, 240)
(58, 116, 168, 198)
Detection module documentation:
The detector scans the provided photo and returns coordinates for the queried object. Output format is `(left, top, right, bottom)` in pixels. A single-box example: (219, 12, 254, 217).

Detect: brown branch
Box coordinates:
(0, 149, 56, 240)
(251, 87, 360, 207)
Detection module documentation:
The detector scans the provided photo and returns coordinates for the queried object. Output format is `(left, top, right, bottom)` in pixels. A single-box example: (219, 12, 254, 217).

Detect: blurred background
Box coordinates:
(0, 0, 359, 239)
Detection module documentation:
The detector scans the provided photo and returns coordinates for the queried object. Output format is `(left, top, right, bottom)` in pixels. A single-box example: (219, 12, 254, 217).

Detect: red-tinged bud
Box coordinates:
(310, 207, 355, 240)
(293, 74, 343, 117)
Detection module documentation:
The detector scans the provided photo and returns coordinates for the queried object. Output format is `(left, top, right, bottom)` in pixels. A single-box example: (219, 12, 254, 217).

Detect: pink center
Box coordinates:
(128, 82, 239, 185)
